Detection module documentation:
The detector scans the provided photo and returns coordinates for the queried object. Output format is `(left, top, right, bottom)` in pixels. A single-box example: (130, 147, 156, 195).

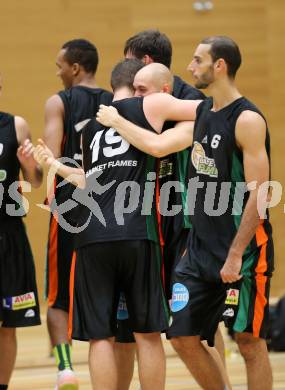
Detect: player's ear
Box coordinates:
(142, 54, 154, 65)
(215, 58, 226, 72)
(162, 84, 171, 94)
(72, 63, 80, 76)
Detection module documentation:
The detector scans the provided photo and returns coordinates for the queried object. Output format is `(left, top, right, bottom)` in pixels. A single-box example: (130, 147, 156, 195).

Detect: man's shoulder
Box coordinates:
(58, 85, 112, 98)
(173, 75, 206, 100)
(0, 111, 13, 121)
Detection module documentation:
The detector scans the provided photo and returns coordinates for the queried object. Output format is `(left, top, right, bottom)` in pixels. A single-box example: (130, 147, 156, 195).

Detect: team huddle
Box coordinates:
(0, 30, 274, 390)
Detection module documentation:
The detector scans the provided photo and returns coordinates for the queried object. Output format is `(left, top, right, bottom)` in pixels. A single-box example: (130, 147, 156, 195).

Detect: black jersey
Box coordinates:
(159, 77, 205, 242)
(51, 86, 113, 222)
(188, 96, 273, 280)
(77, 97, 160, 247)
(0, 112, 22, 224)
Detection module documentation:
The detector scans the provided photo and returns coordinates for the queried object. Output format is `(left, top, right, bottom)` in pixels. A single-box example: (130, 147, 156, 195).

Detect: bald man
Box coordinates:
(133, 62, 174, 95)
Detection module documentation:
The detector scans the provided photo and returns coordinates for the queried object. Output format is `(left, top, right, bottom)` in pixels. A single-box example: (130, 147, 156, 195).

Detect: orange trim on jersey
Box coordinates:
(253, 238, 268, 337)
(47, 213, 59, 307)
(68, 251, 77, 341)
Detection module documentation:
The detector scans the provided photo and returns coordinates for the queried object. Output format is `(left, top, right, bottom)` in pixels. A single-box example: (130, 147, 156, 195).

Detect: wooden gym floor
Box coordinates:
(11, 317, 285, 390)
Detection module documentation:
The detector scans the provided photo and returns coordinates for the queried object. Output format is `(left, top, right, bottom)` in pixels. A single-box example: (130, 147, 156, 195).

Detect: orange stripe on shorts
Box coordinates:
(68, 251, 77, 341)
(48, 214, 59, 306)
(253, 222, 268, 337)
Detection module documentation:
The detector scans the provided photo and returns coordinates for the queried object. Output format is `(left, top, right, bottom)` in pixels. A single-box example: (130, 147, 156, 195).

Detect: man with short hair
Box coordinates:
(0, 74, 42, 389)
(169, 35, 273, 390)
(124, 29, 205, 100)
(44, 38, 112, 389)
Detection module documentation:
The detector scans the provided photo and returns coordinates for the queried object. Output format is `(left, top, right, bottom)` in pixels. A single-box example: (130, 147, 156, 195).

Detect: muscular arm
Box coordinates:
(128, 120, 194, 157)
(44, 94, 65, 158)
(143, 93, 200, 129)
(15, 116, 43, 187)
(96, 105, 193, 157)
(220, 111, 269, 283)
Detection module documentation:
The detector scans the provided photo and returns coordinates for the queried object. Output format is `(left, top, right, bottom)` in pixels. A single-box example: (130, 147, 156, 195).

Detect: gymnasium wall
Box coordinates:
(0, 0, 284, 298)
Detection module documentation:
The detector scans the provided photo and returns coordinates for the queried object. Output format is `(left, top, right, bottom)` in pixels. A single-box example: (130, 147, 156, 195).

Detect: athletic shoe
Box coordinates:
(54, 368, 79, 390)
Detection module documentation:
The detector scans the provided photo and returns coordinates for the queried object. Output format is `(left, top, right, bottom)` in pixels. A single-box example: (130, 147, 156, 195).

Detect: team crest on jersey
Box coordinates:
(0, 170, 7, 182)
(225, 289, 239, 306)
(191, 142, 218, 178)
(3, 292, 36, 311)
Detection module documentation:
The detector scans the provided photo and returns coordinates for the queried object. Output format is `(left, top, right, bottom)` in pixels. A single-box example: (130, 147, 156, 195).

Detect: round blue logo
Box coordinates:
(171, 283, 189, 312)
(117, 293, 129, 320)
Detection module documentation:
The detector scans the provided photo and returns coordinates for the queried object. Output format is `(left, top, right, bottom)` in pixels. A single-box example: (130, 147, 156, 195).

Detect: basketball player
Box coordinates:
(168, 36, 273, 390)
(124, 29, 205, 100)
(34, 58, 200, 390)
(43, 39, 112, 389)
(0, 76, 42, 389)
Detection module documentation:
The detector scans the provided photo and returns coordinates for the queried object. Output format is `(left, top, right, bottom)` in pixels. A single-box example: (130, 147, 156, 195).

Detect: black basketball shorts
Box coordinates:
(69, 240, 169, 341)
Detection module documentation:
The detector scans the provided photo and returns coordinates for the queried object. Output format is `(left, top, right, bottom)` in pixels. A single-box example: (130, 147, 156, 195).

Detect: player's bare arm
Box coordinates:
(142, 93, 200, 128)
(34, 139, 85, 189)
(44, 94, 65, 158)
(15, 116, 43, 188)
(97, 94, 200, 132)
(220, 110, 269, 283)
(96, 105, 194, 157)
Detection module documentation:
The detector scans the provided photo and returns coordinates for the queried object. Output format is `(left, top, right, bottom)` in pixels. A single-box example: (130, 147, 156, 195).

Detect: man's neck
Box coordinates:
(208, 79, 241, 111)
(113, 87, 133, 102)
(73, 73, 98, 89)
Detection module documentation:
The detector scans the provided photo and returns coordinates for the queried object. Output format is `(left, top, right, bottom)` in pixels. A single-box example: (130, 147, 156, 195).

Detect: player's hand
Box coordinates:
(33, 139, 55, 168)
(220, 253, 242, 283)
(17, 139, 37, 168)
(96, 105, 119, 127)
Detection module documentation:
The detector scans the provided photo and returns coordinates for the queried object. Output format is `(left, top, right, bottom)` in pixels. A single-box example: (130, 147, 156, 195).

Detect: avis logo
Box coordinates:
(3, 292, 36, 311)
(171, 283, 189, 313)
(225, 288, 239, 306)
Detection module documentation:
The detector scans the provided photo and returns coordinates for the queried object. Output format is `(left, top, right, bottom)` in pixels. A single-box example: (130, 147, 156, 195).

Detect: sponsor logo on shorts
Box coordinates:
(3, 292, 36, 311)
(117, 293, 129, 320)
(225, 289, 239, 306)
(24, 309, 35, 318)
(171, 283, 189, 313)
(223, 308, 235, 318)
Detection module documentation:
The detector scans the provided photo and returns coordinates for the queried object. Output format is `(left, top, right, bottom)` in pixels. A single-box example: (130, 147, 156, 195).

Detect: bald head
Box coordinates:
(133, 63, 174, 96)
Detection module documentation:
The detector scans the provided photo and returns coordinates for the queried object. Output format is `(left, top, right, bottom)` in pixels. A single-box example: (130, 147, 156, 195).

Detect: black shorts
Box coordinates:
(164, 228, 189, 299)
(167, 244, 272, 346)
(45, 214, 74, 312)
(0, 218, 41, 328)
(70, 240, 169, 341)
